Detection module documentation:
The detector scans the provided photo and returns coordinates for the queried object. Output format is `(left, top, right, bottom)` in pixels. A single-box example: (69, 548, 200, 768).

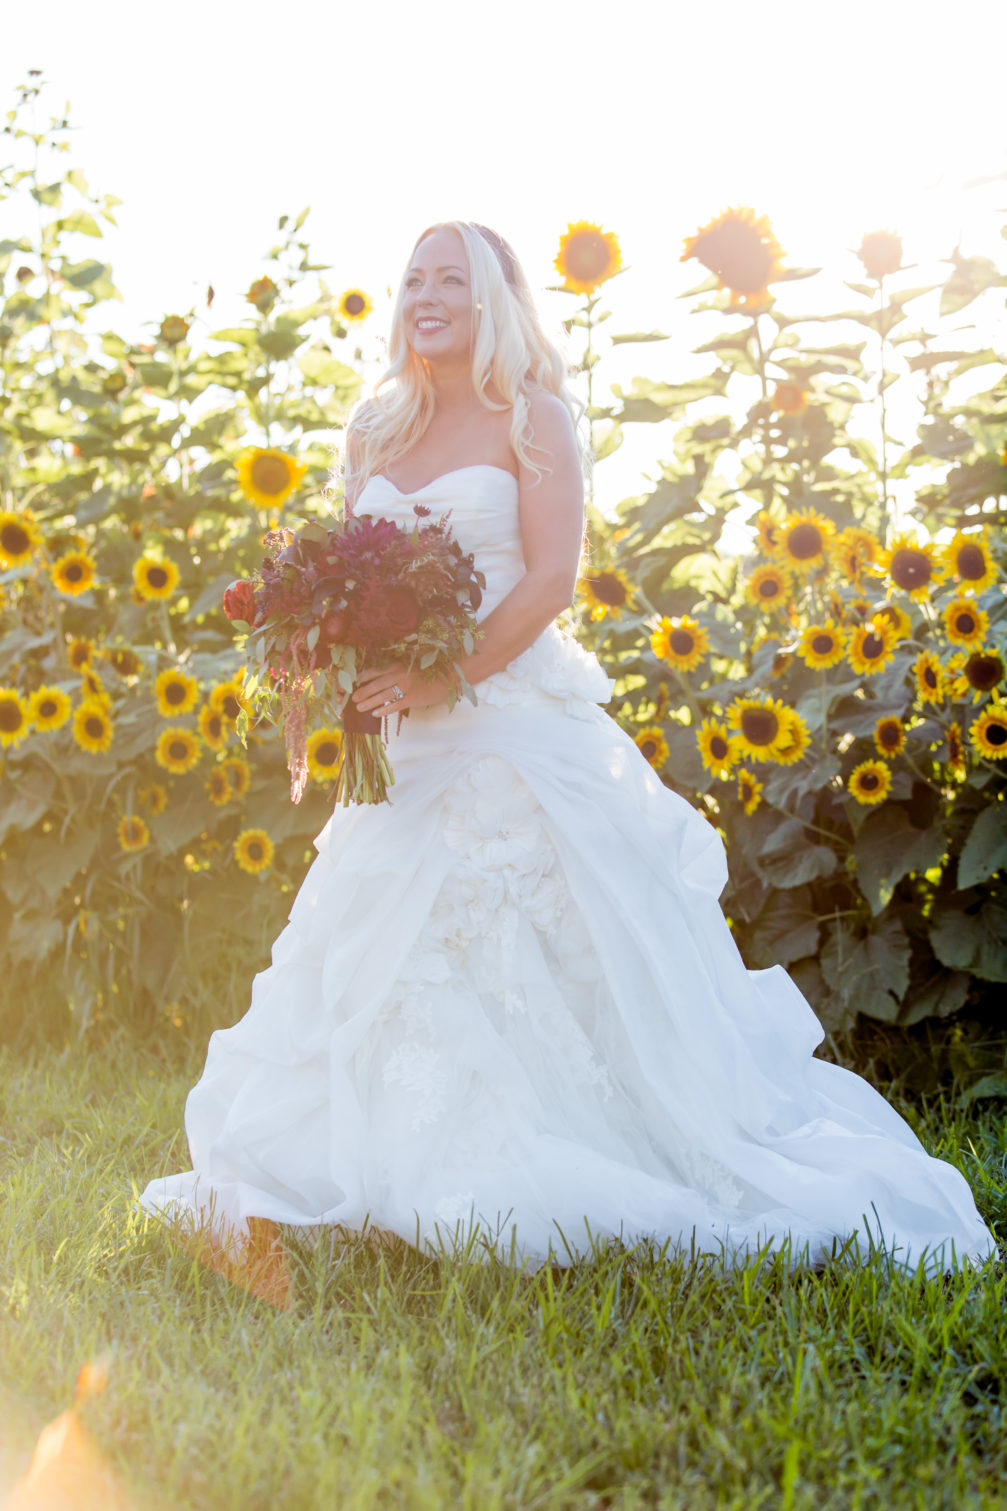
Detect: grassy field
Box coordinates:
(1, 1036, 1004, 1511)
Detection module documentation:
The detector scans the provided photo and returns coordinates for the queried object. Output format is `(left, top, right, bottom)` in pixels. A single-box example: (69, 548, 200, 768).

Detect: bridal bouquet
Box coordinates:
(223, 504, 485, 805)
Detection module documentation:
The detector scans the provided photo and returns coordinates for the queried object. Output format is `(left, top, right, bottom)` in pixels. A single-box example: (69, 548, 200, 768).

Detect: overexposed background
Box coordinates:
(3, 0, 1006, 535)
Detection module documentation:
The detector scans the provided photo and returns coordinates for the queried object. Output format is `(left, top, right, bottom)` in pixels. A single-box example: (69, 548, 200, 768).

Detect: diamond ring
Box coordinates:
(392, 683, 404, 700)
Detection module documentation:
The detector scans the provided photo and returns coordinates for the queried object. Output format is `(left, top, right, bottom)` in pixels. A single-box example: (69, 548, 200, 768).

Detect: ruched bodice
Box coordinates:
(356, 464, 614, 714)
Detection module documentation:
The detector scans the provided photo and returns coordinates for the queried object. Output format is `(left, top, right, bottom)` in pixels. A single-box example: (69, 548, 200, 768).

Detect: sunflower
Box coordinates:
(139, 782, 169, 815)
(73, 701, 114, 754)
(338, 288, 372, 322)
(681, 206, 786, 309)
(198, 704, 229, 751)
(234, 828, 275, 875)
(725, 696, 793, 763)
(649, 614, 708, 672)
(578, 567, 635, 621)
(27, 686, 72, 732)
(946, 721, 966, 773)
(942, 597, 988, 648)
(117, 815, 150, 852)
(775, 509, 834, 575)
(51, 549, 97, 597)
(831, 526, 878, 586)
(772, 382, 808, 415)
(736, 769, 763, 814)
(946, 650, 1004, 704)
(843, 597, 874, 624)
(634, 726, 669, 769)
(857, 230, 903, 280)
(159, 314, 190, 346)
(67, 637, 95, 671)
(0, 689, 30, 748)
(772, 708, 812, 765)
(554, 222, 623, 296)
(105, 645, 142, 678)
(753, 511, 782, 556)
(847, 619, 898, 676)
(913, 650, 944, 705)
(873, 601, 912, 641)
(236, 448, 309, 510)
(796, 619, 846, 670)
(155, 668, 199, 717)
(222, 755, 252, 796)
(0, 508, 41, 567)
(847, 759, 892, 805)
(696, 718, 738, 777)
(209, 678, 247, 723)
(80, 669, 111, 708)
(133, 554, 180, 601)
(206, 767, 232, 806)
(969, 703, 1007, 760)
(873, 716, 906, 757)
(307, 728, 343, 782)
(941, 529, 998, 595)
(873, 531, 946, 601)
(744, 563, 791, 614)
(246, 275, 278, 312)
(155, 727, 201, 774)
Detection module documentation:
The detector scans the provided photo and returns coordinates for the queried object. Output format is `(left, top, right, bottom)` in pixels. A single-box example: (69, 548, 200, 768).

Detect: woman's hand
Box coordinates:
(351, 660, 456, 715)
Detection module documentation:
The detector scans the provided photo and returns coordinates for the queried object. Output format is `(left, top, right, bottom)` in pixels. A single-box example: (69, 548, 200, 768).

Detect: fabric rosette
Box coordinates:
(223, 504, 485, 804)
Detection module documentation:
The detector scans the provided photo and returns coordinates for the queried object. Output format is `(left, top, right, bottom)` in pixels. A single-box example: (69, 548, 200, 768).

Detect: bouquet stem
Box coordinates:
(337, 698, 396, 805)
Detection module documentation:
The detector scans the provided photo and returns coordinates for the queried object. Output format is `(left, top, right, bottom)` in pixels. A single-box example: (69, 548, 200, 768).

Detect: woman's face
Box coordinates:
(402, 227, 474, 364)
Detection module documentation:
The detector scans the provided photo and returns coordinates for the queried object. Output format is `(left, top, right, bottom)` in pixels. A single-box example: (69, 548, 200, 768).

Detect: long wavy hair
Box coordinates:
(329, 220, 589, 507)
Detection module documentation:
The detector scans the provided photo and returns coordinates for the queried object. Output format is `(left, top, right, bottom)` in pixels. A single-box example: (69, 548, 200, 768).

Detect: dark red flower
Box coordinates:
(223, 579, 257, 623)
(350, 583, 421, 646)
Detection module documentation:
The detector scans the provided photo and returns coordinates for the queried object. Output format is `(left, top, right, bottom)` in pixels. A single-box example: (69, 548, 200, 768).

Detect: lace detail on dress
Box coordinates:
(478, 623, 614, 714)
(377, 754, 614, 1129)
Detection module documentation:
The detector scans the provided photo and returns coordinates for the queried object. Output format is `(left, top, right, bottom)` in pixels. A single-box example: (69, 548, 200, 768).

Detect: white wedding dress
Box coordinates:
(137, 465, 997, 1276)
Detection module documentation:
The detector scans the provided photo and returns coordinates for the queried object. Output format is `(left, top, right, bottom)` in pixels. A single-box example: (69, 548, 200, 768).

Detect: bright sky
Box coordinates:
(4, 0, 1006, 544)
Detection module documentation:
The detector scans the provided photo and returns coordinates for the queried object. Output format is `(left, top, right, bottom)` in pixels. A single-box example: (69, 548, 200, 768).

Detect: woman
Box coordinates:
(137, 220, 996, 1278)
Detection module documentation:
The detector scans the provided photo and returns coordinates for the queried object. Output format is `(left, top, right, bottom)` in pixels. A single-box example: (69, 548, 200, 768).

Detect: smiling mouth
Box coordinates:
(416, 320, 448, 332)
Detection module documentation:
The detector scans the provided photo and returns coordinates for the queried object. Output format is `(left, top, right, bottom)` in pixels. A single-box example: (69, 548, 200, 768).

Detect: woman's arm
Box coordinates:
(353, 390, 585, 714)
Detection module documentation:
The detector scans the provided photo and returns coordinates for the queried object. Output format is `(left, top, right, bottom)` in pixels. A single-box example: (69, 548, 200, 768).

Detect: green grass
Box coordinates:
(1, 1036, 1005, 1511)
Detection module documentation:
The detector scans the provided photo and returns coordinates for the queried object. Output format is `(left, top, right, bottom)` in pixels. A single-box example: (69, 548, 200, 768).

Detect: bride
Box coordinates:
(137, 219, 996, 1278)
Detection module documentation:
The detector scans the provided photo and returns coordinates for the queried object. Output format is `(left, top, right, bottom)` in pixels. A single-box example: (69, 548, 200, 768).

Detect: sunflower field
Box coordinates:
(559, 213, 1007, 1088)
(2, 80, 1006, 1086)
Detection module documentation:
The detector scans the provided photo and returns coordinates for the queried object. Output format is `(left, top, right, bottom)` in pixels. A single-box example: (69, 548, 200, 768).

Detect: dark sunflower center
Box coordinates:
(165, 682, 187, 704)
(640, 739, 657, 760)
(344, 293, 366, 316)
(205, 715, 222, 739)
(787, 524, 823, 560)
(85, 715, 104, 739)
(758, 576, 781, 600)
(924, 664, 938, 689)
(70, 646, 89, 667)
(966, 654, 1003, 691)
(812, 634, 833, 654)
(669, 630, 695, 656)
(953, 610, 976, 635)
(169, 739, 187, 760)
(147, 565, 169, 589)
(740, 709, 779, 746)
(250, 455, 291, 496)
(586, 573, 627, 607)
(890, 548, 930, 589)
(222, 694, 241, 720)
(710, 735, 729, 760)
(957, 544, 985, 581)
(247, 841, 264, 862)
(38, 699, 58, 719)
(566, 233, 612, 281)
(862, 632, 885, 659)
(315, 740, 339, 766)
(879, 723, 900, 748)
(985, 722, 1007, 747)
(0, 702, 24, 732)
(2, 523, 30, 556)
(859, 771, 880, 791)
(63, 560, 85, 583)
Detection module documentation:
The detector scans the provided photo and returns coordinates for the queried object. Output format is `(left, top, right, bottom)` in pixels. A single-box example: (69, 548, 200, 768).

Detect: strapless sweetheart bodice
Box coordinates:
(355, 464, 613, 713)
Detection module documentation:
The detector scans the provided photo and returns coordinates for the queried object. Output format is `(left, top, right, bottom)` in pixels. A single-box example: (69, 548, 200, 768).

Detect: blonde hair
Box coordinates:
(329, 220, 589, 507)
